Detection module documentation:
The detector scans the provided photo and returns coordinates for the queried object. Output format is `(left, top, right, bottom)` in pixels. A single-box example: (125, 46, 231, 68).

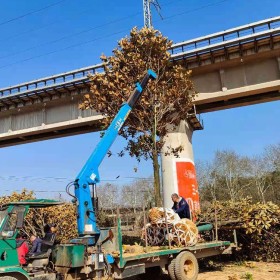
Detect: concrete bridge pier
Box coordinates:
(161, 119, 201, 213)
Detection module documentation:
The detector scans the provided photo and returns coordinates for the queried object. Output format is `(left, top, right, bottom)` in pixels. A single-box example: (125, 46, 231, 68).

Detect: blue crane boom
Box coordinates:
(73, 69, 157, 244)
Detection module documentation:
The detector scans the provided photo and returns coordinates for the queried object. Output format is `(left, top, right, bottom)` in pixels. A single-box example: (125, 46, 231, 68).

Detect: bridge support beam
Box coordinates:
(161, 120, 200, 213)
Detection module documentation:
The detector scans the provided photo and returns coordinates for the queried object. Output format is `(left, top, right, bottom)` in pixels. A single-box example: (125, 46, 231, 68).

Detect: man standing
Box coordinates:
(171, 193, 191, 219)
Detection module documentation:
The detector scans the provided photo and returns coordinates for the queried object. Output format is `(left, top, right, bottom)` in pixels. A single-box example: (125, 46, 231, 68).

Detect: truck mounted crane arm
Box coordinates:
(73, 69, 157, 244)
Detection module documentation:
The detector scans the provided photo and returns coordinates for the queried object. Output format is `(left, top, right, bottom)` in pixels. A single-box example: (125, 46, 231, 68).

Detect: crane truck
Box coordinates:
(0, 70, 232, 280)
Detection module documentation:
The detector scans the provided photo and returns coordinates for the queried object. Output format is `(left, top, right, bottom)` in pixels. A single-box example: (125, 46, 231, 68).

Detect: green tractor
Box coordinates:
(0, 200, 61, 280)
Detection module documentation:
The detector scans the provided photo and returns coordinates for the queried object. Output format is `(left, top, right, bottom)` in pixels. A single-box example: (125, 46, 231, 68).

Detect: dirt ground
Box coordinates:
(197, 261, 280, 280)
(127, 261, 280, 280)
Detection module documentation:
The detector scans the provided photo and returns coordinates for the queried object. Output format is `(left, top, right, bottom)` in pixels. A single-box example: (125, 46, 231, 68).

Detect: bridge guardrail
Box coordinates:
(0, 63, 104, 98)
(170, 16, 280, 54)
(171, 26, 280, 60)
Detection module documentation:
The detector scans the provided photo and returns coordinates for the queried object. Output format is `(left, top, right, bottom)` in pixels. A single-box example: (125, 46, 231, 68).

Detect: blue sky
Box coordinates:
(0, 0, 279, 198)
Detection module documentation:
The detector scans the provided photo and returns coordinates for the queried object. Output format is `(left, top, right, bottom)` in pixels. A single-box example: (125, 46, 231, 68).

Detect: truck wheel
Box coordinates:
(0, 277, 18, 280)
(167, 259, 176, 280)
(174, 251, 198, 280)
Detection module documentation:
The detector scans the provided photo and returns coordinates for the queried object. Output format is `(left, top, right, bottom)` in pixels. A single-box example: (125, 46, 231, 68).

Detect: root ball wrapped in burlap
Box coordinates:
(143, 208, 198, 247)
(148, 207, 180, 224)
(170, 218, 198, 246)
(142, 223, 167, 246)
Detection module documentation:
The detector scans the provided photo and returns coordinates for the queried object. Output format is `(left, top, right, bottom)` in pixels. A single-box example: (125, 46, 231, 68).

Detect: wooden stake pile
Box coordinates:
(142, 207, 198, 247)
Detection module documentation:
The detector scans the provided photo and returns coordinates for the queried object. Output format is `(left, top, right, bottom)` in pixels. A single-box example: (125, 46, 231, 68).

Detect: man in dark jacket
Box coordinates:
(43, 223, 56, 242)
(171, 193, 191, 219)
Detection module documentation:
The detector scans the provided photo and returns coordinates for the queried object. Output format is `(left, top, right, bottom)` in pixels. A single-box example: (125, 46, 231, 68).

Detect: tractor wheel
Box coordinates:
(174, 251, 198, 280)
(167, 259, 176, 280)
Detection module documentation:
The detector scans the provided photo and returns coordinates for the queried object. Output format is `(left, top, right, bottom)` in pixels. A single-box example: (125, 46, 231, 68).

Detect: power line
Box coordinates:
(1, 0, 183, 55)
(0, 0, 67, 27)
(0, 175, 153, 182)
(159, 0, 230, 21)
(0, 29, 128, 70)
(0, 0, 231, 69)
(0, 7, 93, 44)
(0, 0, 177, 45)
(0, 13, 140, 60)
(2, 189, 67, 193)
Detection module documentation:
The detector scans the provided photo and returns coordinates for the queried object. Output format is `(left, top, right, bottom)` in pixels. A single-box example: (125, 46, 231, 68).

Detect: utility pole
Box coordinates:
(143, 0, 162, 28)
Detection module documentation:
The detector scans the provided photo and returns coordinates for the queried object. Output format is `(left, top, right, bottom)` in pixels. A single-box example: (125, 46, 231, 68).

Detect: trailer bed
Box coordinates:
(111, 241, 231, 279)
(117, 241, 231, 268)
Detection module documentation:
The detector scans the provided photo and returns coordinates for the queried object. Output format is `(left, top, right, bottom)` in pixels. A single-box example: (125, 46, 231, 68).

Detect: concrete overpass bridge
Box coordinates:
(0, 16, 279, 148)
(1, 16, 280, 210)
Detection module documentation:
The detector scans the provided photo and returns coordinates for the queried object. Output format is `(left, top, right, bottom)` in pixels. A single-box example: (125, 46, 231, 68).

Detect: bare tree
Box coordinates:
(196, 144, 280, 204)
(249, 155, 272, 203)
(214, 150, 251, 201)
(196, 160, 218, 201)
(120, 178, 153, 212)
(97, 183, 120, 213)
(264, 143, 280, 203)
(265, 143, 280, 171)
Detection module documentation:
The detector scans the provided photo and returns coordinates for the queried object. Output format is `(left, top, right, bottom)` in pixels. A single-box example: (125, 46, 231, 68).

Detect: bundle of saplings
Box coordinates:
(199, 198, 280, 261)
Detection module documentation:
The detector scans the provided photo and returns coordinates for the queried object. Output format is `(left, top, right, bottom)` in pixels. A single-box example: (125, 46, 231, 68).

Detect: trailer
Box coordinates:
(114, 241, 231, 279)
(107, 217, 232, 280)
(51, 207, 233, 280)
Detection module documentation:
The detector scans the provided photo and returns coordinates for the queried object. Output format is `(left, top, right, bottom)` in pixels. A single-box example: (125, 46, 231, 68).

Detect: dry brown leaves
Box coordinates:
(199, 198, 280, 261)
(80, 27, 197, 161)
(0, 190, 77, 243)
